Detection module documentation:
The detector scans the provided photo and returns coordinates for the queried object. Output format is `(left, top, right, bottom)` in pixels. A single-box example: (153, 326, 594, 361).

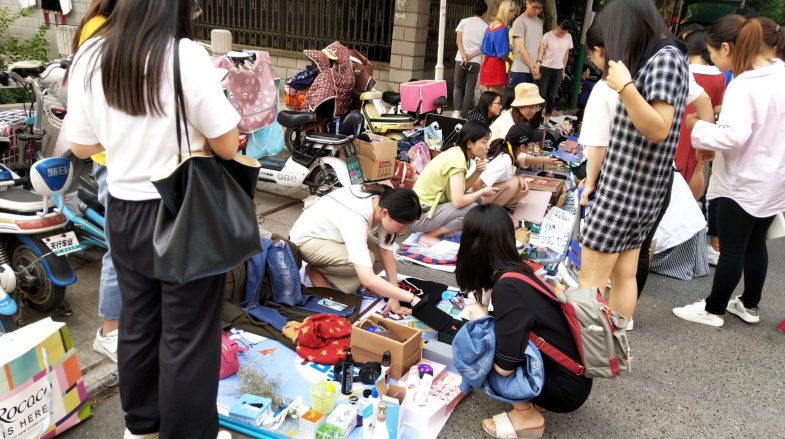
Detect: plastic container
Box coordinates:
(310, 381, 338, 414)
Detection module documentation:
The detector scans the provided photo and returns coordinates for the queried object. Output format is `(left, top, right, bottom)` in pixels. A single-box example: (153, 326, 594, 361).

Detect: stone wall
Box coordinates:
(0, 0, 92, 58)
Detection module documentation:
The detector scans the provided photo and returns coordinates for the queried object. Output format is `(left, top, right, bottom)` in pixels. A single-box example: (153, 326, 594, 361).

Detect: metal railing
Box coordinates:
(424, 0, 478, 70)
(195, 0, 395, 62)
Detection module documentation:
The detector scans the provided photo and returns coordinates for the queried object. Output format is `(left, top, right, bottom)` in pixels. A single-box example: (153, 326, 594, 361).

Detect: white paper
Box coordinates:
(538, 207, 574, 252)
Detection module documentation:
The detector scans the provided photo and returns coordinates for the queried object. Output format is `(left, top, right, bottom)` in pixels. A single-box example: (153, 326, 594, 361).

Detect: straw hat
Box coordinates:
(510, 83, 545, 107)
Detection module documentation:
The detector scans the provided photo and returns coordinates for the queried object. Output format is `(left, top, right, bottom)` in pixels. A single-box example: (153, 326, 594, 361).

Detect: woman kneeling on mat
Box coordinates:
(454, 204, 592, 438)
(289, 184, 423, 315)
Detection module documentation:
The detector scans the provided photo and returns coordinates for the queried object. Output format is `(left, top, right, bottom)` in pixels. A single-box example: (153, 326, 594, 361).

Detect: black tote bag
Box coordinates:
(150, 39, 262, 284)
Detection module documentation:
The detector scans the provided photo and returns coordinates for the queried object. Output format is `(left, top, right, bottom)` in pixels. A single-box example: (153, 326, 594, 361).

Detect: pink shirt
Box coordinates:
(540, 30, 573, 69)
(691, 60, 785, 218)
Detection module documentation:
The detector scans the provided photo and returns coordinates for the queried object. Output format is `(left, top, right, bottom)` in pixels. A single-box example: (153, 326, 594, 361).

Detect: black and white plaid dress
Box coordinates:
(582, 45, 689, 253)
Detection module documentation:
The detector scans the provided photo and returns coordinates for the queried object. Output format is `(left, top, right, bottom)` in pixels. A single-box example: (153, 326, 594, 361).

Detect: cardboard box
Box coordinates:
(354, 138, 397, 162)
(523, 175, 565, 204)
(358, 155, 395, 181)
(351, 315, 423, 380)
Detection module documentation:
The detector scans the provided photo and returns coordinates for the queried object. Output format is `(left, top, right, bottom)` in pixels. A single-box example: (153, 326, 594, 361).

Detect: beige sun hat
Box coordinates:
(510, 82, 545, 107)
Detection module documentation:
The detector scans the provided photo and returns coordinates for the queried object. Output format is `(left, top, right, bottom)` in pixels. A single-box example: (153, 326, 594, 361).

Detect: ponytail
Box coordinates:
(734, 18, 764, 75)
(756, 17, 785, 62)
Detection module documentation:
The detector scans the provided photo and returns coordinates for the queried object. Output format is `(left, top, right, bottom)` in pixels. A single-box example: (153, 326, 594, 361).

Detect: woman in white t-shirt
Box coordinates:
(290, 185, 426, 315)
(470, 132, 537, 208)
(65, 2, 240, 438)
(453, 2, 489, 117)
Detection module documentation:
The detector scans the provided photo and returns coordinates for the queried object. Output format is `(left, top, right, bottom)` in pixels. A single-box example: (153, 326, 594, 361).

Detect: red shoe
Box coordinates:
(778, 319, 785, 333)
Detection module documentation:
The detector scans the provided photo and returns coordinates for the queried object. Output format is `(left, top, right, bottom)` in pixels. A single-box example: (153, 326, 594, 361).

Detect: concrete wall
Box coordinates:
(0, 0, 92, 58)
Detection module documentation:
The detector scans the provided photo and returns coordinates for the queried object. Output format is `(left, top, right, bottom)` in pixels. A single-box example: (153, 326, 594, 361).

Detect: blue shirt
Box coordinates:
(481, 25, 510, 59)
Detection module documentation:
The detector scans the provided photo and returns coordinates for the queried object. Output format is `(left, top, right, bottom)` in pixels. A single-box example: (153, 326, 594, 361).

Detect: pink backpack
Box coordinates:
(216, 51, 278, 133)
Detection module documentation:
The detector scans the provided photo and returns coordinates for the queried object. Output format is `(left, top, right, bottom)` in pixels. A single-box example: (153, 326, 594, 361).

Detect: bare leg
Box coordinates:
(492, 179, 527, 207)
(578, 246, 618, 295)
(608, 248, 641, 321)
(102, 319, 118, 336)
(420, 226, 451, 247)
(305, 265, 332, 289)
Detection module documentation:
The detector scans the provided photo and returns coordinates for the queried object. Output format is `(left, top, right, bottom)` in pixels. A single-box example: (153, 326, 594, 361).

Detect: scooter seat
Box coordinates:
(277, 110, 317, 129)
(0, 188, 54, 212)
(9, 60, 45, 79)
(304, 132, 351, 145)
(382, 91, 401, 106)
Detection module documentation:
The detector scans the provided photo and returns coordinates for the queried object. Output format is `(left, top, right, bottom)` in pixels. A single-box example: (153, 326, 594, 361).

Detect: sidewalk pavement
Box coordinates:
(49, 182, 785, 438)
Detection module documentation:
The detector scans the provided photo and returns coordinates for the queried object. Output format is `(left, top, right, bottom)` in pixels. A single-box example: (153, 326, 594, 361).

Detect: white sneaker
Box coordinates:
(672, 300, 724, 327)
(706, 245, 720, 266)
(93, 328, 118, 363)
(123, 429, 158, 439)
(726, 296, 760, 323)
(626, 318, 634, 331)
(217, 431, 232, 439)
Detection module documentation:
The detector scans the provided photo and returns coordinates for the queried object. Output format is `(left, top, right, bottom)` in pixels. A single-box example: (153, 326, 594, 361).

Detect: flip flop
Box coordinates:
(481, 411, 544, 439)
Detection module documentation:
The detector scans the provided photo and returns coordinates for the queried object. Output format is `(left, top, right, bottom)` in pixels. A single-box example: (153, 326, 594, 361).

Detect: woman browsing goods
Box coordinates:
(66, 0, 241, 437)
(289, 185, 424, 315)
(673, 15, 785, 328)
(454, 204, 592, 439)
(536, 20, 574, 118)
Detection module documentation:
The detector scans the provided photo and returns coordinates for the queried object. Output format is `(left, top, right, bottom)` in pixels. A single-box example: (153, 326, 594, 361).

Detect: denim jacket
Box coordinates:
(452, 316, 545, 404)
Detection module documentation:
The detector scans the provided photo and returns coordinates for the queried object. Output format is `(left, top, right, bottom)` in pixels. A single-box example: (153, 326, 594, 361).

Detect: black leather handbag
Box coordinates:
(150, 39, 262, 284)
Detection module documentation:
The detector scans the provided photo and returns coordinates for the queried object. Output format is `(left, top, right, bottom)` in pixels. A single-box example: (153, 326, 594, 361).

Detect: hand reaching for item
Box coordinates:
(382, 299, 411, 316)
(696, 149, 715, 164)
(475, 158, 488, 173)
(606, 60, 633, 93)
(527, 155, 558, 167)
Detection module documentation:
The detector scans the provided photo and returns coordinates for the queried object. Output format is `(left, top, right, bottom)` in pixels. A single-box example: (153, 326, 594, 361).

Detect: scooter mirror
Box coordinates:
(29, 157, 73, 216)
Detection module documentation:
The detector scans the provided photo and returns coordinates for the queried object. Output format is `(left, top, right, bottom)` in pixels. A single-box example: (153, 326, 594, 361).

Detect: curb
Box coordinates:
(83, 359, 119, 402)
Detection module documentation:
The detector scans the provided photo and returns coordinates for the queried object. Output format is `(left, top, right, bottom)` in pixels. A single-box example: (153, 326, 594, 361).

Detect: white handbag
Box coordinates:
(767, 213, 785, 240)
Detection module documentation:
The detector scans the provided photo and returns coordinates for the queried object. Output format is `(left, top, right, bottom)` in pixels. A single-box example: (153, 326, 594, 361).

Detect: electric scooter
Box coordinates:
(0, 157, 78, 334)
(258, 110, 364, 195)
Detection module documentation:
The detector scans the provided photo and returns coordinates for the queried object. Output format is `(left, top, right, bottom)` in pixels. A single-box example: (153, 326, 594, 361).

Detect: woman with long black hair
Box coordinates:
(66, 0, 240, 437)
(578, 0, 689, 323)
(455, 204, 592, 438)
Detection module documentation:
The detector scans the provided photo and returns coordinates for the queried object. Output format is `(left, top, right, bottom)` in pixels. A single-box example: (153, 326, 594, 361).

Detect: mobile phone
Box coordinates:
(317, 298, 348, 312)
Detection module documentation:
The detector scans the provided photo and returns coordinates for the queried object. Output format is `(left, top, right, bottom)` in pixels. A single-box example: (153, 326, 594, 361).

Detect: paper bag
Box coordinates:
(0, 318, 91, 439)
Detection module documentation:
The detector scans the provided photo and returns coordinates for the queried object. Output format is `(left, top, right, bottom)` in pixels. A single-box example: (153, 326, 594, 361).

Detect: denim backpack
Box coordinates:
(500, 272, 631, 379)
(242, 239, 354, 324)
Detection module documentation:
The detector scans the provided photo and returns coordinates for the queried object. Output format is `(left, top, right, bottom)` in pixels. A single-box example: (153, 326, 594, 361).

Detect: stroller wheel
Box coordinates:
(309, 165, 340, 196)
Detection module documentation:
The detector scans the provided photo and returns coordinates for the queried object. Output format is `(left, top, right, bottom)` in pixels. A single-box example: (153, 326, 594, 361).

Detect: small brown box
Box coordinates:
(523, 175, 565, 204)
(351, 315, 423, 380)
(358, 156, 395, 180)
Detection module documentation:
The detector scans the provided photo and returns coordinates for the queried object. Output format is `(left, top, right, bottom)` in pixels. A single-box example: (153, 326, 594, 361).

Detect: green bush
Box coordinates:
(0, 6, 50, 104)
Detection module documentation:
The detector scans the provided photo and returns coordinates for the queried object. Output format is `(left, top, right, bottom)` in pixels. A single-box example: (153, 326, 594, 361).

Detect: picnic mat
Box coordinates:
(395, 233, 461, 273)
(217, 294, 456, 438)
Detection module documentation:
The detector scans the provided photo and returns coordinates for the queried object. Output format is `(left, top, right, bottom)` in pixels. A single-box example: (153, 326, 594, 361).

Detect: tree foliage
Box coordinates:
(0, 7, 50, 104)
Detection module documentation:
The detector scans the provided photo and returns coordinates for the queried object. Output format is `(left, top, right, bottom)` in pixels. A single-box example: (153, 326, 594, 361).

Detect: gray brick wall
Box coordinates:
(1, 0, 91, 58)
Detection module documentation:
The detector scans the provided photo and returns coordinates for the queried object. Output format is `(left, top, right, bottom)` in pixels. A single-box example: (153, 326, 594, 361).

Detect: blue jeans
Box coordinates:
(95, 163, 121, 321)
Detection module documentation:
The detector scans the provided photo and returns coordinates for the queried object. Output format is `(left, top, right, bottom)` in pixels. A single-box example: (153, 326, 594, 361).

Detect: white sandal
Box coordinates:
(481, 404, 544, 439)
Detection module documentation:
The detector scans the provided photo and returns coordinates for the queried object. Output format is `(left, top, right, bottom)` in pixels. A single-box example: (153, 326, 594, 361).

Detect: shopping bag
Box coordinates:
(767, 213, 785, 240)
(0, 318, 91, 439)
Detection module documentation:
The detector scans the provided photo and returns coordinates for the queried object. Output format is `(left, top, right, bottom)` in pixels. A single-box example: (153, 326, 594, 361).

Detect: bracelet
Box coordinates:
(617, 81, 634, 94)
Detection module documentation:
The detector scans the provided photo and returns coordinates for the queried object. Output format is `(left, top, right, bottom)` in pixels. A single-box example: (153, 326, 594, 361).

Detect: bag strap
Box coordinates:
(499, 272, 585, 376)
(173, 38, 192, 164)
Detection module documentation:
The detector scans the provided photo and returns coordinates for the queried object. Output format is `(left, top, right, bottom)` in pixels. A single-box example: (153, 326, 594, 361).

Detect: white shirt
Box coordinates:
(455, 16, 488, 64)
(578, 76, 705, 148)
(692, 60, 785, 218)
(65, 38, 240, 200)
(489, 110, 515, 141)
(481, 154, 514, 187)
(289, 186, 394, 268)
(578, 80, 617, 148)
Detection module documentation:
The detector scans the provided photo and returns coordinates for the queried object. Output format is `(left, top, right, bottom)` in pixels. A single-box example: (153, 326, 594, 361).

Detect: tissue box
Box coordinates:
(228, 394, 271, 427)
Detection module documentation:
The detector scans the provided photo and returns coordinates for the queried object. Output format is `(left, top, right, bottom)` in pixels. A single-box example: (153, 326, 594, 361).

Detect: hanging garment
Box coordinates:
(303, 41, 354, 118)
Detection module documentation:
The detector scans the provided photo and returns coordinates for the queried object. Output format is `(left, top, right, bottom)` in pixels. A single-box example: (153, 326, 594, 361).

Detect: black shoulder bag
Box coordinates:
(150, 39, 262, 284)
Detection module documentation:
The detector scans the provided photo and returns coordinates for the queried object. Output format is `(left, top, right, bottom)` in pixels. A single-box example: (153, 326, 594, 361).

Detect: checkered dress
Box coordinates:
(582, 46, 689, 253)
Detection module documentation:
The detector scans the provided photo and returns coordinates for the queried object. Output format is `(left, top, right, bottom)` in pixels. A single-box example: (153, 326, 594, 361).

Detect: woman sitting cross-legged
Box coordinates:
(454, 204, 592, 438)
(409, 120, 500, 246)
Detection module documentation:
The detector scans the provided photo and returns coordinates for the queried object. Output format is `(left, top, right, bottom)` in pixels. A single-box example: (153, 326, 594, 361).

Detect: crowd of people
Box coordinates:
(55, 0, 785, 438)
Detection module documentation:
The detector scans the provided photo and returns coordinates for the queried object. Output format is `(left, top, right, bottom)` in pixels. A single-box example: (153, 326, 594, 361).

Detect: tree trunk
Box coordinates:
(544, 0, 557, 30)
